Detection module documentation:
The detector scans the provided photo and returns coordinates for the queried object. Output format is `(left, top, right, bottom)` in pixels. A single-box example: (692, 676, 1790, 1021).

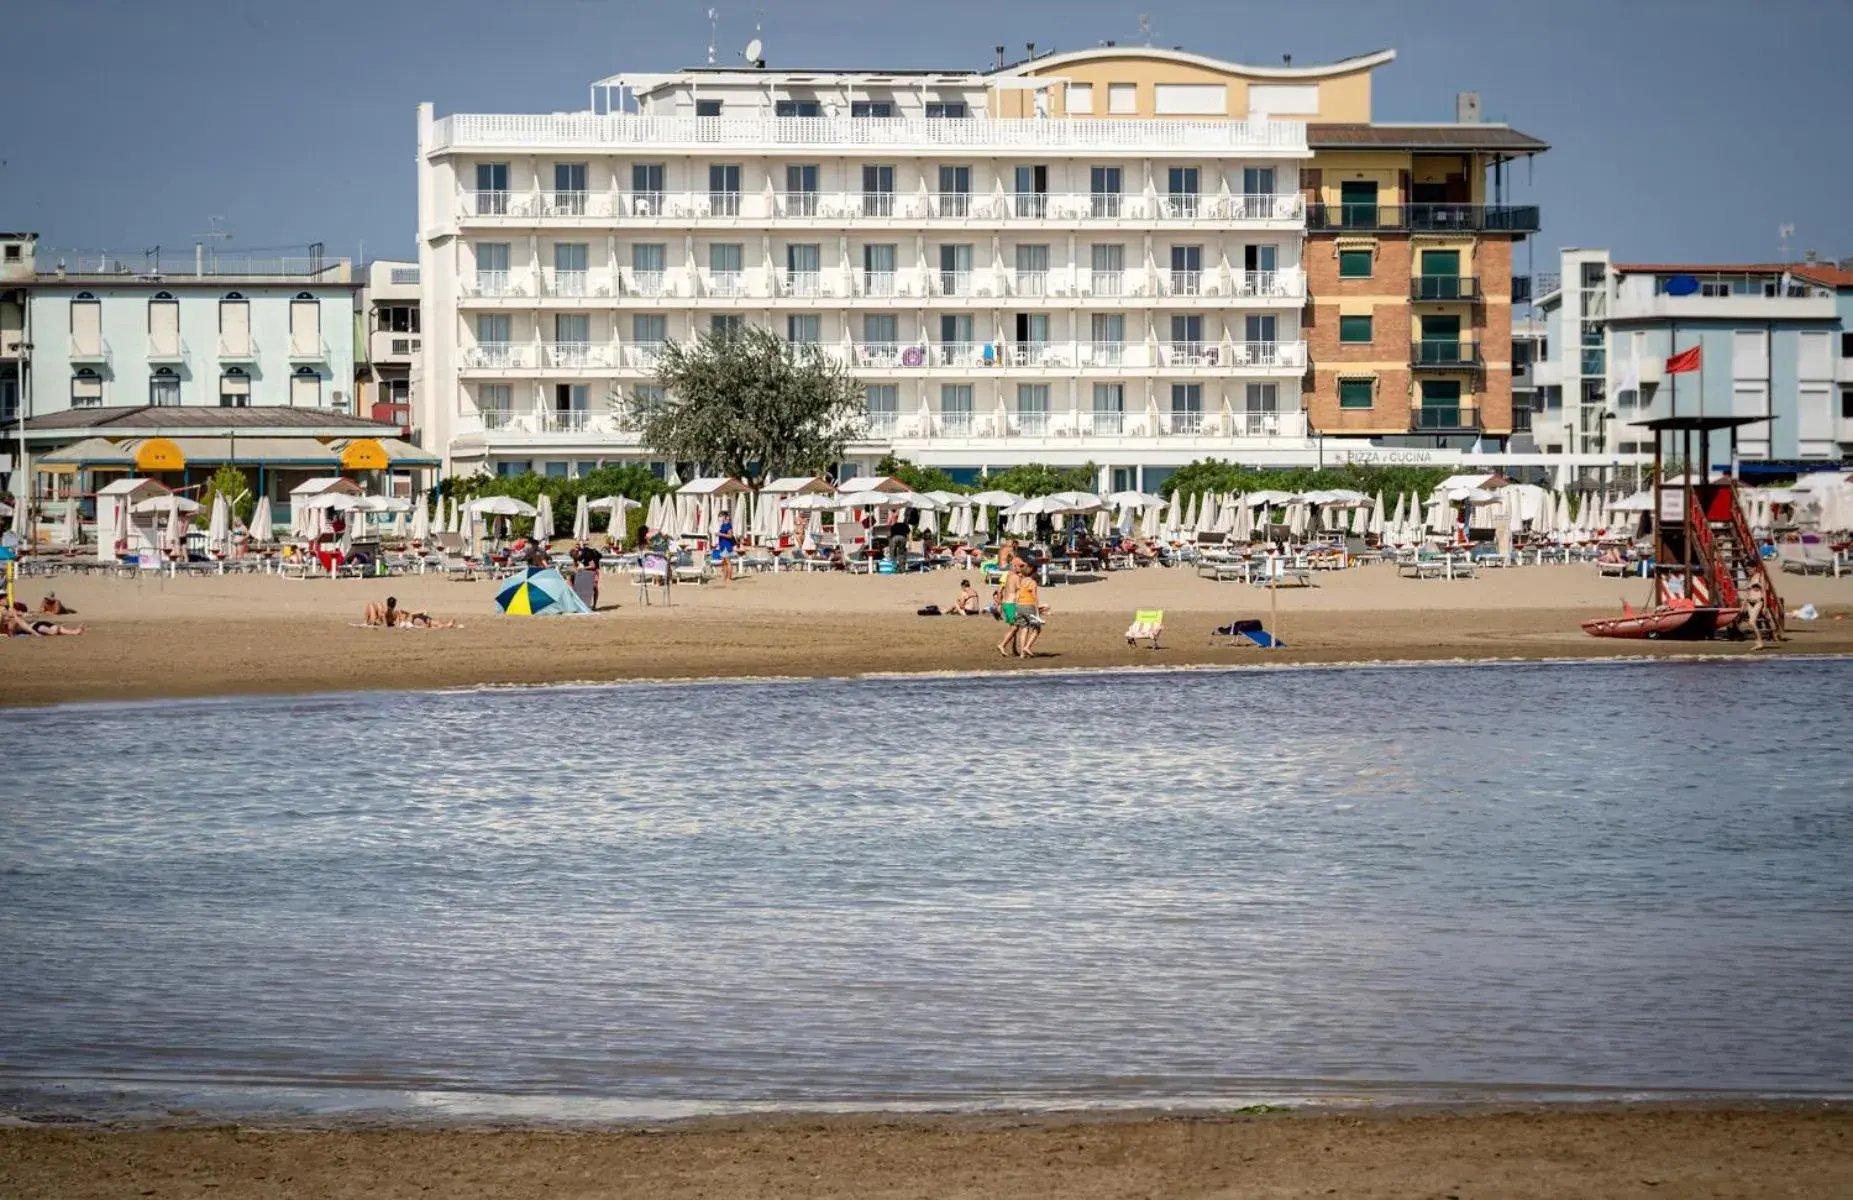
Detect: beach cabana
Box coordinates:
(94, 477, 174, 563)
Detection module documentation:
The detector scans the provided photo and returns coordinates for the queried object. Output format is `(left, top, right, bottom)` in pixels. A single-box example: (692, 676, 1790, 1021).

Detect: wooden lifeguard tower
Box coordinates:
(1635, 414, 1783, 642)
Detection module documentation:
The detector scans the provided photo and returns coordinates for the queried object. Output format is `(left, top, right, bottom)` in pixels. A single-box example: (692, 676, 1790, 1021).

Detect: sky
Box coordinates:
(6, 0, 1851, 273)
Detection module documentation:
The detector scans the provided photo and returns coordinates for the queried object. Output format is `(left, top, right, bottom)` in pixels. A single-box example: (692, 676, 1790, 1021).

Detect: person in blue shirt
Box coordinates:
(716, 510, 737, 584)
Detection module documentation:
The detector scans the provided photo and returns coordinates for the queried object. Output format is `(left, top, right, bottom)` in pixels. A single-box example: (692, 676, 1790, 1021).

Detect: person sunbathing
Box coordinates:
(951, 579, 982, 615)
(3, 609, 83, 637)
(364, 598, 457, 629)
(38, 593, 77, 616)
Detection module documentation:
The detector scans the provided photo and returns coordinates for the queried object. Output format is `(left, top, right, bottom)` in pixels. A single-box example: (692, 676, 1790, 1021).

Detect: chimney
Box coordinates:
(1455, 90, 1482, 123)
(995, 44, 1006, 69)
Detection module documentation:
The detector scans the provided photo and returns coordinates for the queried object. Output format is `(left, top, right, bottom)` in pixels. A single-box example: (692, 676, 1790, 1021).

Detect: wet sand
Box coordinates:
(4, 1107, 1851, 1198)
(5, 563, 1852, 707)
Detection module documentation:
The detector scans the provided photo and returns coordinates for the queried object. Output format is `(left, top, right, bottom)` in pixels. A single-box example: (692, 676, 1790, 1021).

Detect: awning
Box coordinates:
(39, 437, 138, 467)
(333, 436, 439, 467)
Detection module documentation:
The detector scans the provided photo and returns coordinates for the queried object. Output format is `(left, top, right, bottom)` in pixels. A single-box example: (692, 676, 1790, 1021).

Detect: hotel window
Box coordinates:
(707, 163, 741, 214)
(71, 368, 104, 409)
(774, 99, 821, 117)
(939, 384, 974, 433)
(631, 385, 667, 416)
(1067, 83, 1093, 114)
(290, 367, 322, 408)
(1092, 383, 1125, 433)
(219, 368, 251, 408)
(148, 292, 181, 358)
(710, 313, 743, 337)
(1339, 315, 1373, 344)
(149, 367, 181, 406)
(924, 100, 966, 118)
(632, 313, 667, 349)
(866, 384, 898, 432)
(1016, 383, 1051, 434)
(863, 313, 898, 348)
(1338, 249, 1373, 279)
(786, 313, 821, 345)
(220, 293, 252, 356)
(1339, 378, 1374, 409)
(631, 163, 665, 211)
(850, 100, 893, 118)
(480, 383, 513, 425)
(70, 293, 102, 357)
(694, 99, 722, 117)
(495, 460, 531, 478)
(551, 162, 588, 214)
(1013, 165, 1049, 217)
(476, 314, 511, 361)
(378, 304, 419, 334)
(1170, 383, 1203, 431)
(289, 293, 320, 355)
(474, 162, 509, 214)
(936, 165, 971, 215)
(861, 164, 895, 215)
(1107, 82, 1136, 114)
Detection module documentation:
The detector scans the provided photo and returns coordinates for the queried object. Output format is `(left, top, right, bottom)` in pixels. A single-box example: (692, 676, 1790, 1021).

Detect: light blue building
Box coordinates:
(1532, 248, 1853, 477)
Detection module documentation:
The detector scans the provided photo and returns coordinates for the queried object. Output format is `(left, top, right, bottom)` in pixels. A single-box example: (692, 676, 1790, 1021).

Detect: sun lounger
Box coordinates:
(1125, 609, 1163, 648)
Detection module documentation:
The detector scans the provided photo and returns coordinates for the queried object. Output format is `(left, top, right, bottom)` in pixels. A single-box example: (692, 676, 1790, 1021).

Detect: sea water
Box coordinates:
(2, 660, 1851, 1123)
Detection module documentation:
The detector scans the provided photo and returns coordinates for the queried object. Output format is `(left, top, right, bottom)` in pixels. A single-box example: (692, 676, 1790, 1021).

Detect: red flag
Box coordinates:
(1665, 345, 1702, 374)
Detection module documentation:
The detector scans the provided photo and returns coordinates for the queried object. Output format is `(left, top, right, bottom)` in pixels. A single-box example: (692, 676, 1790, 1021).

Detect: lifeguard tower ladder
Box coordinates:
(1639, 414, 1783, 643)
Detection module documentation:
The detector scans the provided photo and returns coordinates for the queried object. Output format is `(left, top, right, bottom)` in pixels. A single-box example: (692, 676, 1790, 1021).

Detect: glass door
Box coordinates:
(1090, 165, 1122, 217)
(785, 164, 819, 216)
(1418, 249, 1462, 300)
(1339, 180, 1378, 228)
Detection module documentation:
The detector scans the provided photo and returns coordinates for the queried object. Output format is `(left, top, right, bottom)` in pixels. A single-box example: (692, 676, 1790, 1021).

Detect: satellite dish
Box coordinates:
(1664, 274, 1700, 297)
(744, 37, 763, 64)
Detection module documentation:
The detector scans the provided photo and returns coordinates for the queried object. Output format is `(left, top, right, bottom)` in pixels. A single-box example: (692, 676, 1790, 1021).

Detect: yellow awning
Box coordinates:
(134, 437, 185, 471)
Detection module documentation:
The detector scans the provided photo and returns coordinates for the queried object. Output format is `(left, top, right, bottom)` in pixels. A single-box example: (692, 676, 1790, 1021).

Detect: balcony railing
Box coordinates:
(542, 190, 594, 217)
(1411, 275, 1482, 302)
(929, 342, 984, 367)
(1088, 270, 1125, 297)
(1165, 410, 1207, 435)
(1081, 341, 1124, 367)
(543, 268, 591, 297)
(1231, 269, 1303, 298)
(1160, 194, 1203, 220)
(434, 113, 1310, 155)
(1415, 406, 1480, 431)
(775, 190, 822, 218)
(705, 191, 743, 217)
(850, 342, 903, 368)
(930, 270, 979, 297)
(217, 338, 257, 361)
(470, 270, 526, 297)
(1005, 342, 1071, 367)
(856, 270, 897, 297)
(857, 191, 897, 218)
(1007, 270, 1048, 297)
(480, 408, 516, 430)
(621, 342, 666, 368)
(539, 409, 595, 432)
(866, 411, 899, 436)
(1014, 410, 1051, 435)
(1012, 193, 1049, 219)
(702, 270, 747, 297)
(1411, 339, 1483, 368)
(1164, 269, 1203, 296)
(1308, 203, 1542, 234)
(777, 269, 825, 297)
(622, 269, 670, 297)
(543, 341, 612, 368)
(464, 342, 537, 369)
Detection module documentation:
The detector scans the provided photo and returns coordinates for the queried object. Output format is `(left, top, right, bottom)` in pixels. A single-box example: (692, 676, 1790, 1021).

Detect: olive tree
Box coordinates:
(632, 326, 866, 484)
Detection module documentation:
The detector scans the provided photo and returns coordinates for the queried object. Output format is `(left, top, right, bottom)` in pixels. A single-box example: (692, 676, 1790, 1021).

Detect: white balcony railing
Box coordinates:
(433, 114, 1310, 156)
(856, 270, 898, 297)
(1015, 410, 1051, 435)
(1004, 342, 1072, 368)
(543, 268, 591, 297)
(469, 270, 529, 298)
(543, 341, 613, 368)
(539, 409, 595, 432)
(1231, 269, 1304, 299)
(1088, 270, 1125, 297)
(480, 408, 517, 430)
(777, 269, 825, 297)
(1164, 270, 1204, 296)
(622, 269, 670, 297)
(1007, 270, 1048, 297)
(1080, 341, 1125, 367)
(774, 190, 823, 218)
(929, 271, 980, 297)
(463, 342, 537, 369)
(621, 342, 666, 369)
(929, 341, 985, 367)
(850, 342, 903, 368)
(701, 270, 747, 297)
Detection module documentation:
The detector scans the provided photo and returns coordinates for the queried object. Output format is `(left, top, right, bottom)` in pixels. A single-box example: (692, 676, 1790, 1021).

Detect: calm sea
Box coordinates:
(3, 660, 1851, 1124)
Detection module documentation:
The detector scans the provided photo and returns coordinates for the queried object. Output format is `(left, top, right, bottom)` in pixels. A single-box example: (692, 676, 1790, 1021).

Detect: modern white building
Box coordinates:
(416, 51, 1334, 489)
(1533, 248, 1853, 476)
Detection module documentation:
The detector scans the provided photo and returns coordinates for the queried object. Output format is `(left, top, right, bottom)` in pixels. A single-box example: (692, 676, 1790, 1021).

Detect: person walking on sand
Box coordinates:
(995, 560, 1023, 657)
(1742, 576, 1771, 650)
(1012, 558, 1048, 656)
(716, 510, 738, 585)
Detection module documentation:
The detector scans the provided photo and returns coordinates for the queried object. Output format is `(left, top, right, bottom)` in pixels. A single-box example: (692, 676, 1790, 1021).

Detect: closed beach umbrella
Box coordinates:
(60, 497, 82, 546)
(411, 498, 430, 543)
(1554, 491, 1572, 536)
(573, 494, 591, 542)
(1164, 491, 1182, 536)
(246, 495, 270, 543)
(207, 493, 231, 556)
(535, 493, 556, 543)
(1182, 493, 1199, 532)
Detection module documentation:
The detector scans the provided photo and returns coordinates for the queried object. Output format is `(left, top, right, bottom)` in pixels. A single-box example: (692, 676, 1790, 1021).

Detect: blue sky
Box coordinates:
(6, 0, 1849, 270)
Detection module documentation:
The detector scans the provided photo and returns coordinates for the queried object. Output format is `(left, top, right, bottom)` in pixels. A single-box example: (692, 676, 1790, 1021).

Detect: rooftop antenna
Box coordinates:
(707, 8, 717, 66)
(1138, 13, 1159, 45)
(193, 215, 232, 275)
(1779, 223, 1796, 263)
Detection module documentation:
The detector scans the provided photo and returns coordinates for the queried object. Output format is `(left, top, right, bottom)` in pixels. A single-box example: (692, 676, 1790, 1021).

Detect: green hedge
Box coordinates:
(437, 466, 671, 542)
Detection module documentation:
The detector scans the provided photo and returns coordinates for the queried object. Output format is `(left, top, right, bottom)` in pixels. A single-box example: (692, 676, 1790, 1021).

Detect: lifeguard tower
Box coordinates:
(1624, 414, 1783, 642)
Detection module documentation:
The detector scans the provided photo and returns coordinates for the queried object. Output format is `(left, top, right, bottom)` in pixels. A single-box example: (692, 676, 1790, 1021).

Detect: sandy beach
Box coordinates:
(3, 561, 1851, 707)
(4, 1107, 1852, 1198)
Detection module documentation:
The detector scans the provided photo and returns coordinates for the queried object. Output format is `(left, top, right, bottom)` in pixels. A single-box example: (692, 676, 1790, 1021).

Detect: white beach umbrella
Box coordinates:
(1164, 491, 1182, 536)
(1182, 493, 1199, 531)
(1231, 500, 1253, 542)
(1140, 502, 1160, 539)
(1370, 492, 1386, 537)
(1554, 491, 1573, 535)
(1391, 493, 1407, 532)
(60, 497, 82, 546)
(411, 498, 431, 543)
(1091, 508, 1111, 537)
(164, 499, 185, 555)
(534, 493, 556, 543)
(968, 489, 1022, 509)
(249, 495, 273, 543)
(573, 494, 590, 541)
(207, 493, 231, 557)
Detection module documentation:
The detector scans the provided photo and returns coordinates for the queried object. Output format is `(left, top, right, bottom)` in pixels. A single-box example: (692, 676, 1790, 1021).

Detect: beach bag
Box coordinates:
(916, 604, 941, 616)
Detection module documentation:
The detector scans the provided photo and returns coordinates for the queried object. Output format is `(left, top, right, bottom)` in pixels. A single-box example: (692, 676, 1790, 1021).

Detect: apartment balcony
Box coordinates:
(1079, 341, 1125, 368)
(1306, 203, 1542, 234)
(462, 342, 537, 370)
(1161, 269, 1204, 297)
(928, 270, 985, 298)
(287, 338, 329, 362)
(1004, 342, 1073, 368)
(620, 269, 675, 298)
(1411, 339, 1483, 369)
(432, 113, 1311, 157)
(68, 340, 111, 367)
(218, 337, 259, 362)
(542, 341, 613, 369)
(147, 340, 191, 365)
(1158, 340, 1307, 369)
(775, 269, 827, 298)
(620, 342, 667, 369)
(701, 270, 748, 298)
(538, 409, 596, 432)
(854, 270, 898, 298)
(541, 190, 614, 218)
(467, 270, 532, 298)
(1088, 271, 1125, 298)
(1414, 405, 1481, 432)
(1411, 276, 1482, 303)
(850, 341, 904, 368)
(1006, 270, 1050, 298)
(367, 331, 420, 362)
(1607, 291, 1838, 322)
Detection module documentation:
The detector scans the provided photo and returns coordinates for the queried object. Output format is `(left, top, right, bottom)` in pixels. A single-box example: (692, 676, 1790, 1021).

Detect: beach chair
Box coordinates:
(1125, 609, 1164, 648)
(633, 553, 672, 604)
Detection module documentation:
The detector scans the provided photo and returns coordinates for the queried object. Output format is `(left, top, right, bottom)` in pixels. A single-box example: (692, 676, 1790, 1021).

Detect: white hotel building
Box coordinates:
(415, 46, 1550, 489)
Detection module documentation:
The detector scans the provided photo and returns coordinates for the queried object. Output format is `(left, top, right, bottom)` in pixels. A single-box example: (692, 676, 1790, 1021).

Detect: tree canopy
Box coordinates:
(441, 464, 671, 540)
(1159, 459, 1456, 501)
(634, 327, 866, 484)
(875, 457, 1101, 498)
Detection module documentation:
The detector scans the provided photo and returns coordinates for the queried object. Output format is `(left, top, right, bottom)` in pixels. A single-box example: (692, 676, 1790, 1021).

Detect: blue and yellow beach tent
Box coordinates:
(494, 567, 593, 615)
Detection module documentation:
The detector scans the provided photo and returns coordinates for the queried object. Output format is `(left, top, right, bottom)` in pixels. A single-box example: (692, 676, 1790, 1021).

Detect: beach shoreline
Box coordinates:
(5, 563, 1852, 707)
(4, 1103, 1851, 1198)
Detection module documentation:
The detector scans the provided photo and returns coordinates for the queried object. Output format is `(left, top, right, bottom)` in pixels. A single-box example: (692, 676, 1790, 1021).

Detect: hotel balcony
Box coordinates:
(466, 407, 637, 439)
(368, 331, 421, 362)
(1414, 405, 1481, 433)
(540, 268, 615, 298)
(147, 340, 192, 366)
(1306, 203, 1542, 235)
(884, 407, 1310, 444)
(1410, 340, 1483, 369)
(1410, 276, 1482, 303)
(219, 337, 259, 362)
(461, 342, 538, 371)
(287, 338, 330, 362)
(454, 184, 1307, 228)
(541, 341, 614, 369)
(1606, 291, 1838, 322)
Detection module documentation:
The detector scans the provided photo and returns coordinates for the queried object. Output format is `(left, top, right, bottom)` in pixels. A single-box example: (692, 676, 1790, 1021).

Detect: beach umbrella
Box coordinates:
(495, 566, 593, 615)
(572, 495, 590, 542)
(411, 498, 431, 543)
(1348, 504, 1365, 536)
(1091, 508, 1110, 538)
(207, 493, 231, 557)
(245, 495, 270, 543)
(1164, 491, 1182, 536)
(163, 499, 185, 555)
(1182, 493, 1199, 531)
(60, 497, 81, 546)
(1370, 492, 1386, 537)
(1554, 491, 1573, 535)
(534, 493, 556, 543)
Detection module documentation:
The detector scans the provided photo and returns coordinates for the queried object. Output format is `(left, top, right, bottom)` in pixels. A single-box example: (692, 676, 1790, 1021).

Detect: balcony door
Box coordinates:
(939, 313, 974, 348)
(708, 163, 741, 214)
(1171, 314, 1204, 347)
(937, 165, 971, 215)
(1339, 180, 1378, 228)
(1089, 166, 1121, 216)
(938, 243, 972, 292)
(1243, 243, 1277, 273)
(861, 164, 895, 215)
(1422, 314, 1462, 363)
(474, 162, 508, 214)
(1169, 244, 1202, 293)
(1170, 383, 1203, 431)
(785, 164, 819, 215)
(1419, 249, 1462, 300)
(1092, 383, 1125, 433)
(1013, 165, 1048, 217)
(1421, 379, 1462, 428)
(1166, 166, 1200, 216)
(1243, 314, 1276, 350)
(554, 383, 589, 416)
